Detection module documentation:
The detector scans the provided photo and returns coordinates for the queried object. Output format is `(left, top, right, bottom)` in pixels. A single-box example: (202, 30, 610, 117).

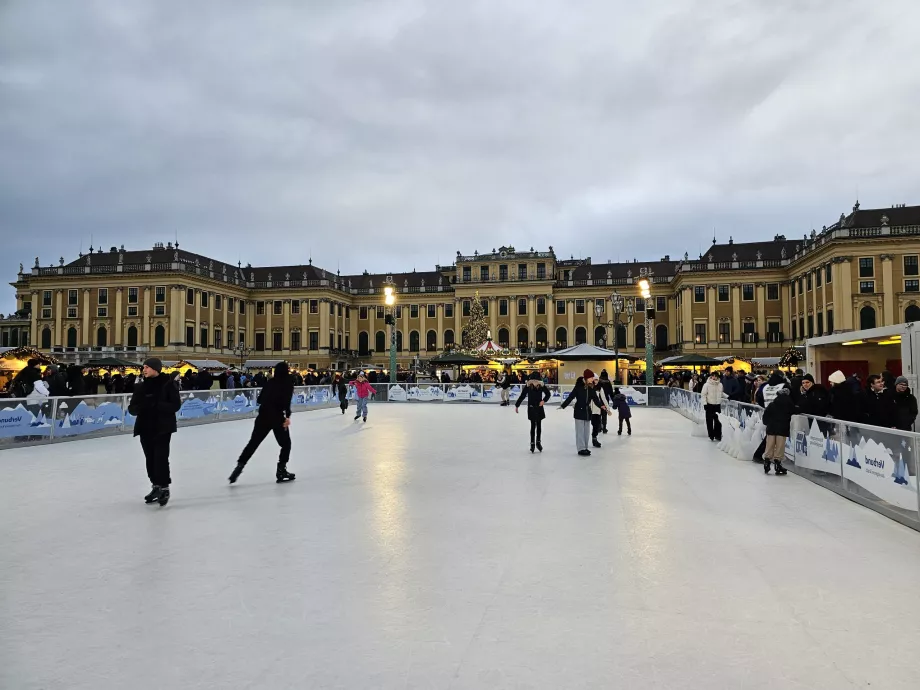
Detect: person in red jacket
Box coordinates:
(350, 371, 377, 423)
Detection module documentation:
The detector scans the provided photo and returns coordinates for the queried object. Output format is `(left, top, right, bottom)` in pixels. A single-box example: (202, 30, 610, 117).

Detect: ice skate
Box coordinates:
(592, 438, 602, 448)
(763, 458, 772, 474)
(228, 463, 245, 484)
(276, 464, 296, 483)
(144, 485, 161, 504)
(157, 488, 170, 506)
(773, 460, 787, 476)
(530, 442, 535, 453)
(536, 441, 543, 452)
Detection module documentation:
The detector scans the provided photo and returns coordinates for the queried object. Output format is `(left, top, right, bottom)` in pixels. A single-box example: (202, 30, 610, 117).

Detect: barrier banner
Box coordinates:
(177, 392, 220, 420)
(0, 400, 53, 439)
(54, 397, 124, 438)
(221, 391, 258, 415)
(407, 385, 444, 402)
(388, 385, 408, 402)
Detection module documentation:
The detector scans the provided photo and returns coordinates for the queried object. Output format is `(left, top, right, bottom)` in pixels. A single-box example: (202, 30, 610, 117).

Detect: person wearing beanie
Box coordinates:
(598, 370, 615, 433)
(515, 371, 552, 452)
(230, 362, 296, 484)
(587, 373, 612, 447)
(611, 387, 632, 435)
(796, 373, 830, 420)
(128, 357, 181, 506)
(43, 363, 68, 397)
(893, 376, 918, 431)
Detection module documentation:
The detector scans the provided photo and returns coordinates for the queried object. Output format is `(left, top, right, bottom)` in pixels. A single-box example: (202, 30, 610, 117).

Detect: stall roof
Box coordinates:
(84, 357, 140, 368)
(658, 354, 722, 366)
(0, 346, 61, 365)
(751, 357, 781, 367)
(431, 352, 491, 365)
(178, 359, 229, 370)
(548, 343, 638, 362)
(243, 359, 284, 369)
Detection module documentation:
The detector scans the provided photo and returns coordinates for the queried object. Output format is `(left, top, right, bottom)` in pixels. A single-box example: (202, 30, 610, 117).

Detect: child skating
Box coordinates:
(515, 371, 552, 452)
(350, 371, 377, 422)
(612, 387, 632, 435)
(334, 373, 348, 414)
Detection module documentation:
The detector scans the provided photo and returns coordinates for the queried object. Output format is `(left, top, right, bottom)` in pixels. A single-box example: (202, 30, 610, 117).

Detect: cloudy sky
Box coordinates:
(2, 0, 918, 311)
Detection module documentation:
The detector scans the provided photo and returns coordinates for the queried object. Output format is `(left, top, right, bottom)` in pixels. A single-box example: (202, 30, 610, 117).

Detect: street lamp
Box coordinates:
(637, 268, 655, 385)
(231, 341, 254, 371)
(595, 291, 634, 384)
(384, 280, 397, 384)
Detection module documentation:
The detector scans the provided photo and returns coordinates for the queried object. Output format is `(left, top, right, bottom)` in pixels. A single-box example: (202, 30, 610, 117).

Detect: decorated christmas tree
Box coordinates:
(463, 290, 490, 349)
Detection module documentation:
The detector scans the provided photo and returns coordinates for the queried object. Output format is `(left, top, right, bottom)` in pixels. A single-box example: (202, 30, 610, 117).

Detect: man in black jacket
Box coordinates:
(865, 374, 897, 428)
(893, 376, 918, 431)
(128, 358, 181, 506)
(796, 374, 830, 417)
(229, 362, 296, 484)
(43, 364, 69, 397)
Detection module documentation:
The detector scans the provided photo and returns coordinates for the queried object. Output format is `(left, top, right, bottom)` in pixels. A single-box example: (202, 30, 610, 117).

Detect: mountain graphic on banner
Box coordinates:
(846, 444, 861, 468)
(822, 437, 839, 463)
(892, 453, 910, 486)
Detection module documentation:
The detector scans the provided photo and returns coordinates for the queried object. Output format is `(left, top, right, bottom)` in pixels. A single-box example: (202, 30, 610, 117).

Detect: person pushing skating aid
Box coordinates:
(229, 362, 296, 484)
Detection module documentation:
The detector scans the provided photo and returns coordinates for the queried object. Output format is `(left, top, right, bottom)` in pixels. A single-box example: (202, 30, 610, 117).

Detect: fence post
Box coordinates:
(49, 397, 58, 440)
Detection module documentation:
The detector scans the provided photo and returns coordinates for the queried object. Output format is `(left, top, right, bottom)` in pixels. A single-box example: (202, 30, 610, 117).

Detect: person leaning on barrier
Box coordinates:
(865, 374, 897, 428)
(827, 370, 863, 423)
(893, 377, 918, 431)
(701, 372, 725, 442)
(796, 374, 830, 417)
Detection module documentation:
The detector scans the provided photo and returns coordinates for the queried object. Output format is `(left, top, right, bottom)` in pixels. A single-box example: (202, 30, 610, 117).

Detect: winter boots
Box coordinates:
(276, 463, 296, 483)
(764, 459, 788, 475)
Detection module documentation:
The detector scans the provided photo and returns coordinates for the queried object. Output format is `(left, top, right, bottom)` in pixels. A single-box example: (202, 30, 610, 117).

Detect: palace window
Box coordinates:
(694, 323, 706, 344)
(68, 289, 78, 306)
(657, 297, 667, 312)
(767, 283, 779, 300)
(718, 285, 729, 302)
(291, 300, 300, 315)
(718, 322, 730, 344)
(694, 286, 705, 303)
(98, 288, 108, 305)
(154, 305, 165, 317)
(463, 300, 470, 317)
(742, 284, 754, 301)
(239, 300, 246, 315)
(445, 303, 454, 318)
(556, 300, 565, 315)
(359, 306, 368, 320)
(310, 300, 319, 314)
(257, 301, 265, 315)
(537, 297, 546, 315)
(273, 300, 283, 316)
(499, 265, 508, 281)
(215, 294, 222, 310)
(905, 255, 919, 277)
(67, 307, 78, 319)
(500, 299, 508, 316)
(427, 304, 436, 318)
(518, 264, 527, 280)
(825, 264, 832, 283)
(859, 257, 874, 278)
(228, 296, 234, 313)
(906, 280, 920, 293)
(575, 299, 585, 314)
(201, 291, 209, 308)
(518, 298, 527, 316)
(859, 281, 875, 294)
(187, 288, 194, 305)
(537, 263, 546, 279)
(155, 286, 165, 303)
(127, 306, 138, 317)
(128, 288, 138, 304)
(411, 304, 419, 319)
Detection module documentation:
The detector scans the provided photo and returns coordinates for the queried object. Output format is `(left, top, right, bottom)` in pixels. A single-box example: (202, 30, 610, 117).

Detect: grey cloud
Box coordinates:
(2, 0, 919, 310)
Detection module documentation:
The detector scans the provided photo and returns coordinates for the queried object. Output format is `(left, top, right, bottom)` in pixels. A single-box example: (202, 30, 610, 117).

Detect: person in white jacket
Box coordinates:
(701, 372, 726, 441)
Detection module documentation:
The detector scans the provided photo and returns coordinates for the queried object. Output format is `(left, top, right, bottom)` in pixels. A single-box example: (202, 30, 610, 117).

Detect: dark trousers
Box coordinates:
(529, 418, 543, 443)
(704, 404, 722, 440)
(140, 434, 172, 487)
(591, 414, 602, 439)
(618, 416, 632, 434)
(238, 416, 291, 467)
(601, 409, 608, 432)
(339, 398, 348, 412)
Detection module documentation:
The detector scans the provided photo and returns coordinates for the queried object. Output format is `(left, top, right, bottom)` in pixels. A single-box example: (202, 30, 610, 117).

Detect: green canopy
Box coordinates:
(430, 352, 490, 365)
(83, 357, 141, 369)
(659, 354, 721, 366)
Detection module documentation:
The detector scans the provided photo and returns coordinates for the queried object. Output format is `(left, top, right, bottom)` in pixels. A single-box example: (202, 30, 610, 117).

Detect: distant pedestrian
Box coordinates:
(612, 387, 632, 435)
(128, 358, 181, 506)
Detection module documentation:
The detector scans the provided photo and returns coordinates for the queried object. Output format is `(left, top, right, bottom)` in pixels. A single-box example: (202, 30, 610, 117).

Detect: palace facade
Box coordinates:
(8, 202, 920, 370)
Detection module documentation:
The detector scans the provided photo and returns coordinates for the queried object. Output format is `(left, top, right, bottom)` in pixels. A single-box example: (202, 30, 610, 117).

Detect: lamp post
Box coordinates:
(231, 341, 254, 371)
(638, 268, 655, 385)
(594, 291, 634, 384)
(384, 279, 397, 384)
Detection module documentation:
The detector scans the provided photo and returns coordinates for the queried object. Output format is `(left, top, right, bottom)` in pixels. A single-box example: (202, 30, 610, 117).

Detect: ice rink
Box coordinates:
(3, 404, 920, 689)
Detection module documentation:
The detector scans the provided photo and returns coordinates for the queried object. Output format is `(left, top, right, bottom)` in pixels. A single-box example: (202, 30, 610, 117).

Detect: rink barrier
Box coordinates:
(0, 383, 674, 450)
(668, 387, 920, 530)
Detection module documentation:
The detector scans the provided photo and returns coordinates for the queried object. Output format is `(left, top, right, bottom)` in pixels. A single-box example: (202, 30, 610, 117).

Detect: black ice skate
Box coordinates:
(363, 416, 367, 423)
(530, 442, 535, 453)
(578, 449, 591, 456)
(592, 439, 602, 448)
(144, 485, 161, 504)
(276, 464, 296, 483)
(157, 488, 170, 506)
(773, 460, 787, 476)
(228, 463, 245, 484)
(536, 441, 543, 452)
(354, 413, 361, 421)
(763, 458, 772, 474)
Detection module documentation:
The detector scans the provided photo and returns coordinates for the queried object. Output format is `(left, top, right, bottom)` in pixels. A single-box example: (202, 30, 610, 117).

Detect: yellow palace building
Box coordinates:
(9, 202, 920, 371)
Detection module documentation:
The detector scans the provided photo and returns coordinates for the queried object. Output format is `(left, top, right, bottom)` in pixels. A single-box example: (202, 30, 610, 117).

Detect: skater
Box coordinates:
(229, 362, 296, 484)
(350, 370, 377, 422)
(560, 370, 607, 456)
(128, 358, 181, 506)
(612, 387, 632, 435)
(587, 372, 611, 448)
(499, 369, 512, 406)
(515, 371, 552, 452)
(599, 370, 615, 433)
(761, 387, 793, 475)
(701, 371, 725, 442)
(334, 373, 348, 414)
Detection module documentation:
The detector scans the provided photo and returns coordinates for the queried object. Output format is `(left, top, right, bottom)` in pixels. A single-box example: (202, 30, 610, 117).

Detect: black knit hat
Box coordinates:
(274, 361, 289, 377)
(143, 358, 163, 373)
(529, 371, 541, 381)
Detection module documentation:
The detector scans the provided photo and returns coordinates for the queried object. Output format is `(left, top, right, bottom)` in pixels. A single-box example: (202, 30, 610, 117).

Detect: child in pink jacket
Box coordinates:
(349, 372, 377, 422)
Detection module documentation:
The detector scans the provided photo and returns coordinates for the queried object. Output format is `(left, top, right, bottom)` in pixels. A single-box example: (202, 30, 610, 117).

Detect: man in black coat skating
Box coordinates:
(128, 358, 182, 506)
(229, 362, 296, 484)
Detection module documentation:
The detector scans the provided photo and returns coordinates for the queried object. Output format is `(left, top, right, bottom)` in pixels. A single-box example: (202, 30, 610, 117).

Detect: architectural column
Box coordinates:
(222, 294, 229, 352)
(584, 295, 592, 346)
(30, 291, 38, 347)
(319, 299, 329, 350)
(528, 294, 537, 348)
(54, 289, 63, 346)
(246, 301, 255, 348)
(781, 283, 791, 339)
(881, 254, 894, 326)
(708, 286, 717, 346)
(566, 299, 574, 346)
(169, 286, 183, 346)
(839, 259, 854, 330)
(368, 304, 376, 353)
(420, 303, 428, 352)
(300, 300, 308, 349)
(283, 299, 291, 350)
(402, 302, 410, 353)
(821, 270, 829, 335)
(143, 287, 151, 346)
(82, 289, 91, 347)
(266, 299, 273, 351)
(547, 294, 556, 349)
(114, 287, 123, 345)
(681, 288, 693, 347)
(489, 297, 497, 339)
(731, 284, 741, 346)
(453, 299, 461, 344)
(810, 274, 819, 335)
(233, 298, 240, 345)
(756, 284, 766, 340)
(509, 295, 518, 347)
(194, 289, 201, 348)
(436, 303, 444, 350)
(208, 291, 215, 351)
(349, 305, 357, 352)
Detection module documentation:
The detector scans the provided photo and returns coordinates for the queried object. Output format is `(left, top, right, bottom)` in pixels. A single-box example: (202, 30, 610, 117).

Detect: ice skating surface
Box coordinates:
(3, 406, 920, 690)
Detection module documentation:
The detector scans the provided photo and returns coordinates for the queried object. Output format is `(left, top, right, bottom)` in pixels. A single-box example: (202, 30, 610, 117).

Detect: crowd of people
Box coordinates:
(696, 366, 918, 476)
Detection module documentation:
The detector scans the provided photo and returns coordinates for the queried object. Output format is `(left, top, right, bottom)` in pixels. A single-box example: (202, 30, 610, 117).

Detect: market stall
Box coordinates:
(657, 353, 722, 373)
(545, 343, 639, 385)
